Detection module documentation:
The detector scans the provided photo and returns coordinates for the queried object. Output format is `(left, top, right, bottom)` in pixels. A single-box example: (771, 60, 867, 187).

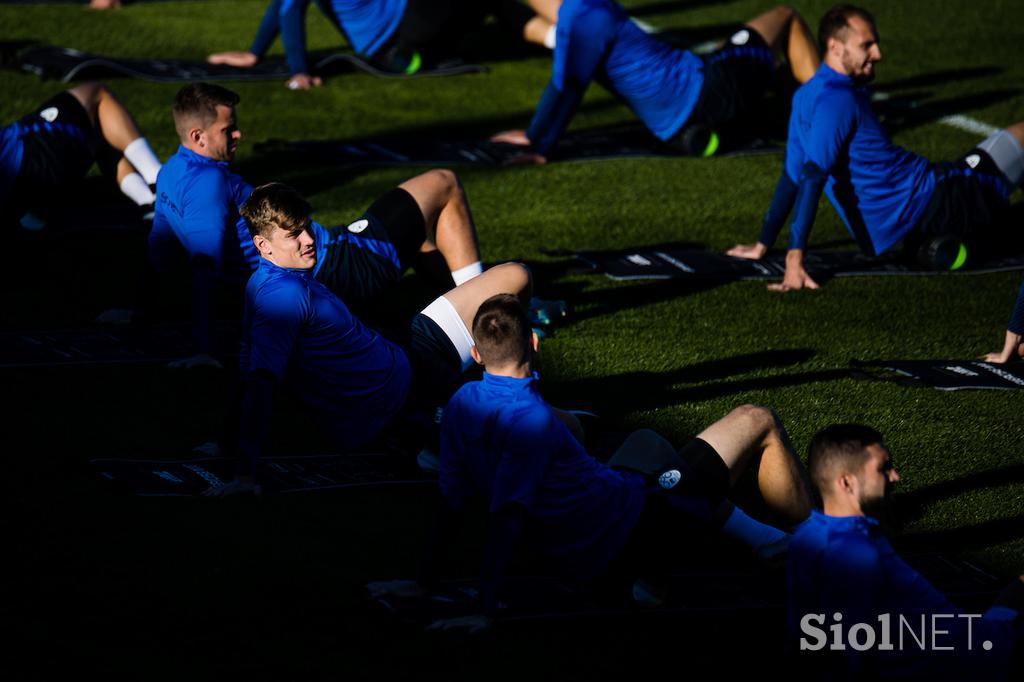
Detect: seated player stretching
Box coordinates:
(729, 5, 1024, 291)
(134, 82, 483, 368)
(788, 424, 1023, 678)
(206, 183, 532, 496)
(369, 294, 813, 632)
(492, 1, 820, 162)
(2, 82, 162, 229)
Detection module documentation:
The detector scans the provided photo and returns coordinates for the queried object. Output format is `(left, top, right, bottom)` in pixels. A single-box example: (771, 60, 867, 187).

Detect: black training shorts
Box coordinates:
(911, 148, 1012, 257)
(315, 187, 426, 310)
(13, 91, 99, 207)
(686, 26, 775, 131)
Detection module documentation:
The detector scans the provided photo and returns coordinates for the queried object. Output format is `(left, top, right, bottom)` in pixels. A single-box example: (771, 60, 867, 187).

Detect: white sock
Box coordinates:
(543, 25, 557, 49)
(123, 137, 162, 185)
(451, 261, 483, 286)
(721, 506, 788, 556)
(120, 172, 156, 206)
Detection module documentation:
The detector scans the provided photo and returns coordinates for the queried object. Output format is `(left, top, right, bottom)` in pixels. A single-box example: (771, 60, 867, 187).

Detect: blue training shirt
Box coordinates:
(1009, 281, 1024, 335)
(783, 63, 934, 255)
(0, 123, 24, 210)
(242, 258, 411, 451)
(250, 0, 405, 74)
(526, 0, 703, 155)
(787, 511, 1018, 678)
(440, 372, 647, 578)
(150, 145, 259, 278)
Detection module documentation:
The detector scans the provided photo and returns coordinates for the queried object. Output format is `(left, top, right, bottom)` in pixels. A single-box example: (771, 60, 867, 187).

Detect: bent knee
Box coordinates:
(489, 261, 532, 297)
(729, 403, 777, 430)
(427, 168, 461, 194)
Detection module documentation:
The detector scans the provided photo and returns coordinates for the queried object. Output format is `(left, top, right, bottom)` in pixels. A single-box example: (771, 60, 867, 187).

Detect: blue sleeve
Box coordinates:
(480, 503, 526, 616)
(758, 170, 799, 248)
(250, 0, 312, 74)
(1009, 281, 1024, 335)
(787, 162, 828, 250)
(805, 87, 858, 172)
(490, 409, 560, 512)
(439, 403, 474, 513)
(527, 1, 618, 155)
(147, 206, 182, 274)
(236, 369, 276, 477)
(784, 88, 857, 250)
(250, 0, 283, 57)
(525, 79, 587, 156)
(247, 278, 309, 380)
(179, 168, 232, 269)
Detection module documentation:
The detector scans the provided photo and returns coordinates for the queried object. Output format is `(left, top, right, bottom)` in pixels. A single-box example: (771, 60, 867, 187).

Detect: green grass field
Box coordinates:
(3, 0, 1023, 677)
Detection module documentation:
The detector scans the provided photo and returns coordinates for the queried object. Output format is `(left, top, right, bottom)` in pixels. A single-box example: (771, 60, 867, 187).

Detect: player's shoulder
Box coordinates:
(251, 265, 309, 304)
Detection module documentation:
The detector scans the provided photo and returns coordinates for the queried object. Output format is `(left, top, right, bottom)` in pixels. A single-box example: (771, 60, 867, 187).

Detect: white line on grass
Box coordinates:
(871, 92, 1000, 137)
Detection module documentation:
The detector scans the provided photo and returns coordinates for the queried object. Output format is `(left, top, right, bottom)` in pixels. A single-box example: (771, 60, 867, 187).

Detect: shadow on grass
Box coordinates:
(547, 349, 849, 411)
(895, 462, 1024, 523)
(897, 513, 1024, 554)
(875, 66, 1004, 93)
(878, 89, 1022, 135)
(890, 461, 1024, 552)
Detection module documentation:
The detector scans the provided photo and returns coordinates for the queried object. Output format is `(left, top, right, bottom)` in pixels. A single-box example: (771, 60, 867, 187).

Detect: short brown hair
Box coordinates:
(240, 183, 312, 239)
(807, 423, 885, 495)
(818, 4, 877, 55)
(172, 82, 240, 141)
(472, 294, 532, 368)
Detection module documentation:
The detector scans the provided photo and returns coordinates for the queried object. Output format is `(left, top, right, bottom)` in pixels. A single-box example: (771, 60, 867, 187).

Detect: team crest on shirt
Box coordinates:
(658, 469, 682, 490)
(730, 29, 750, 46)
(965, 154, 981, 169)
(347, 219, 369, 234)
(39, 107, 59, 123)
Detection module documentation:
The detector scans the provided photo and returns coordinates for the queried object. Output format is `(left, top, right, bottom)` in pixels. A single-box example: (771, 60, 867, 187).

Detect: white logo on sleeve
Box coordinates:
(658, 469, 682, 490)
(39, 107, 59, 122)
(965, 154, 981, 169)
(730, 29, 750, 46)
(347, 219, 369, 234)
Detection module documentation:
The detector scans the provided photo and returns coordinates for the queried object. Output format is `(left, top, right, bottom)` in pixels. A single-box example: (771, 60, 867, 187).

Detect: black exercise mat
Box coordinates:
(92, 452, 430, 495)
(852, 359, 1024, 391)
(9, 43, 486, 83)
(373, 552, 1002, 625)
(574, 248, 1024, 281)
(256, 125, 782, 167)
(0, 323, 238, 367)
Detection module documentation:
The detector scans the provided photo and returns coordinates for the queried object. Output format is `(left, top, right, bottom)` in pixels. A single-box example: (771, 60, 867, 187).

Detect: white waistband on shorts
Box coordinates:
(421, 295, 475, 371)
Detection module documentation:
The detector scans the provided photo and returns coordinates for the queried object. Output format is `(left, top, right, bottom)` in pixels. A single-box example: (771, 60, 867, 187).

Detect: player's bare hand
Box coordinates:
(366, 580, 425, 599)
(980, 331, 1023, 363)
(286, 73, 322, 90)
(489, 130, 531, 146)
(768, 266, 820, 292)
(207, 51, 259, 67)
(426, 615, 492, 634)
(726, 242, 767, 260)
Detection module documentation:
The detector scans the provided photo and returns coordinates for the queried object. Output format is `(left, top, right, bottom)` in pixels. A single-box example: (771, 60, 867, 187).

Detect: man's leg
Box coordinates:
(745, 4, 819, 83)
(980, 122, 1024, 189)
(695, 404, 812, 525)
(440, 262, 531, 336)
(398, 169, 484, 285)
(68, 83, 162, 202)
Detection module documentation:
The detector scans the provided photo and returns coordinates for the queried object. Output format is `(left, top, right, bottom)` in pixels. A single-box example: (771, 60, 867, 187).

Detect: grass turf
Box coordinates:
(2, 0, 1023, 677)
